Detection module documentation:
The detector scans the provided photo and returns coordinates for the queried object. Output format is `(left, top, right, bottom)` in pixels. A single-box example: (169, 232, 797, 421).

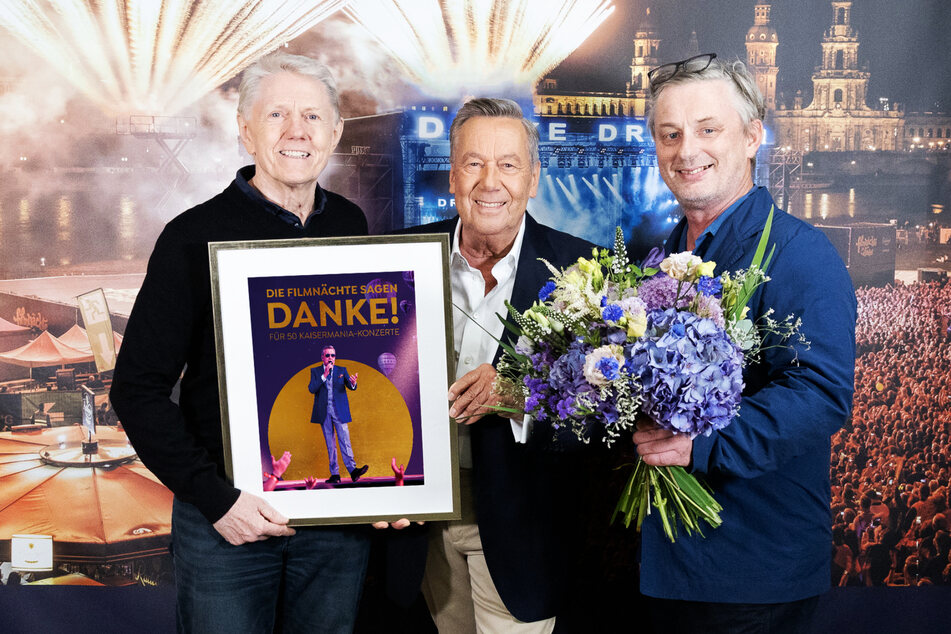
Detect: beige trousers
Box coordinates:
(420, 470, 555, 634)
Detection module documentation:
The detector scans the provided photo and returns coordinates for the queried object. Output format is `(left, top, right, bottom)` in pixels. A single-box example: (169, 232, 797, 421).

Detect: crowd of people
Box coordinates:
(831, 279, 951, 586)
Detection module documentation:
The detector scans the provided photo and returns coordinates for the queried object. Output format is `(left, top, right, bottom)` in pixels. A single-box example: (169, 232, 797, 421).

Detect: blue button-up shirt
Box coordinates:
(677, 186, 756, 255)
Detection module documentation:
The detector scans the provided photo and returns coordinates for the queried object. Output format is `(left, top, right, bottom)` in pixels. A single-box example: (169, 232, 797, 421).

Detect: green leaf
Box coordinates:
(762, 244, 775, 273)
(612, 467, 638, 524)
(749, 206, 774, 271)
(497, 312, 524, 338)
(496, 340, 527, 364)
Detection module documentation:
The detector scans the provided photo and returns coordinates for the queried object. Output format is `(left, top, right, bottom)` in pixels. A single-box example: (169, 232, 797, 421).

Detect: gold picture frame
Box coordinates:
(209, 234, 458, 526)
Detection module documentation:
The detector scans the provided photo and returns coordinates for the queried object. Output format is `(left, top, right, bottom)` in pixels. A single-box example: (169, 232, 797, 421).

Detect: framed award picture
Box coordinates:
(209, 234, 459, 526)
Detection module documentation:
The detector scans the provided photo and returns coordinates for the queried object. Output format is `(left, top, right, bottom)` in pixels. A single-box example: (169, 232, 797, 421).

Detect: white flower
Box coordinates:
(515, 335, 535, 355)
(660, 251, 703, 281)
(583, 345, 624, 387)
(619, 295, 647, 319)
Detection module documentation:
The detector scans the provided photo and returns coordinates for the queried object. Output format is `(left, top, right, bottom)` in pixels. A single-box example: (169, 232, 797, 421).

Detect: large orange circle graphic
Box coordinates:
(267, 360, 415, 481)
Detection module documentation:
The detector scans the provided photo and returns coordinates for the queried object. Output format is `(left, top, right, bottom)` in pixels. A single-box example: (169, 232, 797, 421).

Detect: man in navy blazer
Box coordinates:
(309, 344, 368, 483)
(632, 54, 856, 633)
(383, 98, 595, 632)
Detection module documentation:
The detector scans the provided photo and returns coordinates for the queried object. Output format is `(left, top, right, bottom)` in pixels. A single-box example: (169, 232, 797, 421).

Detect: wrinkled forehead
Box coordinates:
(455, 117, 531, 157)
(653, 78, 744, 124)
(252, 71, 333, 111)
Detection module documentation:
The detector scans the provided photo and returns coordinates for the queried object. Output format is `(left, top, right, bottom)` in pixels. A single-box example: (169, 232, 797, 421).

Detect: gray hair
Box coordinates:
(449, 98, 539, 167)
(238, 51, 340, 122)
(646, 57, 765, 136)
(646, 57, 764, 171)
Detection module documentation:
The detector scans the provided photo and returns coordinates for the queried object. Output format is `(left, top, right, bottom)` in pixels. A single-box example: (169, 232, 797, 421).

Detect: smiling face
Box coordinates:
(237, 71, 343, 199)
(449, 116, 540, 247)
(652, 79, 763, 220)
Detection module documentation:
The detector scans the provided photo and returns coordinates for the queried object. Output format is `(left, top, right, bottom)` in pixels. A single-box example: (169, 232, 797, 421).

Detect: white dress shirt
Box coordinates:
(450, 217, 531, 468)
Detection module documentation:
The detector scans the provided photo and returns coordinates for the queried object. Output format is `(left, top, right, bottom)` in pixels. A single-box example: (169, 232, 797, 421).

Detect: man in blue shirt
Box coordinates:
(633, 53, 857, 633)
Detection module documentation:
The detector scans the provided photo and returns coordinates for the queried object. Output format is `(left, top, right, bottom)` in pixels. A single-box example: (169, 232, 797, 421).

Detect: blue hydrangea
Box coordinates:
(627, 308, 744, 437)
(548, 340, 589, 394)
(605, 327, 627, 345)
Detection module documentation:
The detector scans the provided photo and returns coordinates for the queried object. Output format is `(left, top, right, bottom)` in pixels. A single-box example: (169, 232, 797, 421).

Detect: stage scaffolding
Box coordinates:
(116, 115, 197, 213)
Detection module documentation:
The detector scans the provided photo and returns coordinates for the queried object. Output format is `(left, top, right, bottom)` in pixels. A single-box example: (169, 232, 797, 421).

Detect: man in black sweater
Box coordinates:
(111, 52, 370, 633)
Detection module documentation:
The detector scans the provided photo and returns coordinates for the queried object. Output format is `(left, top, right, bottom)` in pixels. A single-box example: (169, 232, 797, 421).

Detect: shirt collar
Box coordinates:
(450, 215, 527, 283)
(235, 165, 328, 227)
(679, 186, 756, 252)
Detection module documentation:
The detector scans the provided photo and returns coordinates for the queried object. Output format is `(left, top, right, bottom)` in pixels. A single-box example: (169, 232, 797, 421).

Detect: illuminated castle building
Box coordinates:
(532, 7, 659, 118)
(904, 111, 951, 150)
(770, 1, 905, 151)
(745, 2, 778, 113)
(534, 1, 949, 152)
(625, 7, 662, 100)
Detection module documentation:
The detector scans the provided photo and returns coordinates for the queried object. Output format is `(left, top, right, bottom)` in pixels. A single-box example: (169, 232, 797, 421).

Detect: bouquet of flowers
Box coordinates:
(491, 210, 804, 541)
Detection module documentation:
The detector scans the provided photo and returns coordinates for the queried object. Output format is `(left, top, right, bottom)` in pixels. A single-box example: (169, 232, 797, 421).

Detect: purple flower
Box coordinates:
(523, 376, 550, 420)
(637, 274, 695, 312)
(529, 343, 555, 372)
(697, 276, 722, 297)
(642, 246, 665, 270)
(539, 281, 556, 301)
(627, 309, 744, 438)
(647, 307, 678, 331)
(601, 304, 623, 323)
(542, 339, 602, 423)
(599, 399, 620, 424)
(694, 294, 726, 328)
(525, 392, 542, 412)
(605, 327, 627, 345)
(549, 340, 590, 393)
(555, 396, 577, 419)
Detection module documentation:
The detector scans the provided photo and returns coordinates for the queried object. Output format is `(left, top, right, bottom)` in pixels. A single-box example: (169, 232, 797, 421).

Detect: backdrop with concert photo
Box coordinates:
(0, 0, 949, 630)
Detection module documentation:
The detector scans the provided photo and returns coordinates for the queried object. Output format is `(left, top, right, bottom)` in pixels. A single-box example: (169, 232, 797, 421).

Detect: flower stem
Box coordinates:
(613, 460, 722, 542)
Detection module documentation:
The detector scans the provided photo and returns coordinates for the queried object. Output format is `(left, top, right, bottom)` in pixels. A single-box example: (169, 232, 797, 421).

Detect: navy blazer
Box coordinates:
(641, 186, 857, 602)
(308, 365, 356, 423)
(386, 213, 596, 622)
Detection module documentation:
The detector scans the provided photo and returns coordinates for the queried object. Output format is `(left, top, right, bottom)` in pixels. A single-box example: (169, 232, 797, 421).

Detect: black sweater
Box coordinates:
(111, 170, 368, 523)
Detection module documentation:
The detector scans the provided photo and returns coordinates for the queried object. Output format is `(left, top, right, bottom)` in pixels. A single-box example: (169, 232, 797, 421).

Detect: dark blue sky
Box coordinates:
(550, 0, 950, 112)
